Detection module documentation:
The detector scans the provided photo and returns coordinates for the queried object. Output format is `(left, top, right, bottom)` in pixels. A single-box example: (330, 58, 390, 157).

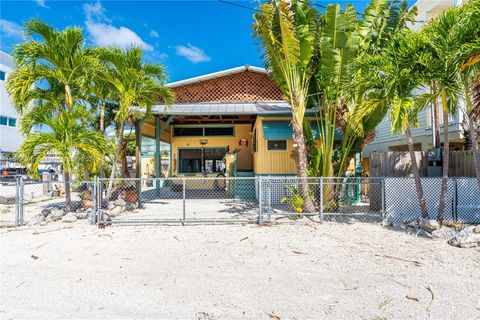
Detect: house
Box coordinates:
(363, 0, 471, 155)
(136, 65, 331, 181)
(0, 51, 23, 166)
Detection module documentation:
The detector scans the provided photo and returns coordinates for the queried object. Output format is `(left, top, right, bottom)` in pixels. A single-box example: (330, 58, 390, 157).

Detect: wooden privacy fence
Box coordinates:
(368, 151, 479, 177)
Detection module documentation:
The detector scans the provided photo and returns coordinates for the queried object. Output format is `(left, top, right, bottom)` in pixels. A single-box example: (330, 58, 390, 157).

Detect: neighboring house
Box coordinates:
(363, 0, 471, 155)
(0, 51, 23, 165)
(136, 65, 332, 180)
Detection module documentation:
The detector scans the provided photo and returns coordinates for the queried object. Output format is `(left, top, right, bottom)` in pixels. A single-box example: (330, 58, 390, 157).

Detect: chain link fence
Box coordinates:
(3, 176, 480, 227)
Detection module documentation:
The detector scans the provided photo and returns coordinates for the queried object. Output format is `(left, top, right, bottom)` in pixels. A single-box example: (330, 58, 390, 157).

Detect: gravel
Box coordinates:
(1, 221, 479, 319)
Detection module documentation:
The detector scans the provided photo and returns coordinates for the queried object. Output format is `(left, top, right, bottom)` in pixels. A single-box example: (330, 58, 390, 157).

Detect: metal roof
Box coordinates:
(151, 102, 291, 115)
(166, 65, 267, 88)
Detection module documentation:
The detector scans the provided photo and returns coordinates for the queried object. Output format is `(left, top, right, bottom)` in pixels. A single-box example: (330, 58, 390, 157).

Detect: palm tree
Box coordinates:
(6, 19, 95, 112)
(253, 0, 318, 212)
(17, 103, 107, 211)
(355, 30, 429, 219)
(419, 2, 480, 222)
(94, 46, 174, 197)
(334, 0, 418, 177)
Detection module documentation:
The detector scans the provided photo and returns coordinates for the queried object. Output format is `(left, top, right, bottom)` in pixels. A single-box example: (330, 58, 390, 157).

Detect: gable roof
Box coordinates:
(167, 65, 268, 88)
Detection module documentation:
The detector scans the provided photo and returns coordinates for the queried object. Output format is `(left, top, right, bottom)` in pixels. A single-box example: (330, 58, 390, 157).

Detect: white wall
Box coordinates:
(0, 51, 23, 155)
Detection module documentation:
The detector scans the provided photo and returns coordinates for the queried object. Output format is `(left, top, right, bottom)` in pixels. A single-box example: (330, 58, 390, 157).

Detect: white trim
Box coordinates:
(167, 65, 267, 88)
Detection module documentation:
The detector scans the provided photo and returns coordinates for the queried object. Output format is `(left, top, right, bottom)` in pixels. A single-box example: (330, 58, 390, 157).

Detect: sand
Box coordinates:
(1, 221, 479, 319)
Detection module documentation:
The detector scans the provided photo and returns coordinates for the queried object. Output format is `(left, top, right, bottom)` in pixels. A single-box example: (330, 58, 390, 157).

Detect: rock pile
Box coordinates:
(27, 205, 92, 226)
(383, 218, 480, 248)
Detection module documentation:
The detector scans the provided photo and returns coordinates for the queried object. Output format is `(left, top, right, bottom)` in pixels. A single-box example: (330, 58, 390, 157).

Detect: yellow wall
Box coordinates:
(170, 124, 253, 176)
(141, 118, 171, 142)
(253, 117, 297, 175)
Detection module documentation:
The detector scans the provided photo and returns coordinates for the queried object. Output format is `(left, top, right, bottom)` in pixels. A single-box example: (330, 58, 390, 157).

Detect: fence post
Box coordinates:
(19, 176, 24, 226)
(319, 177, 324, 224)
(182, 178, 186, 222)
(267, 177, 272, 221)
(14, 177, 20, 227)
(97, 178, 103, 224)
(381, 178, 385, 219)
(258, 176, 264, 225)
(91, 176, 97, 225)
(452, 177, 457, 221)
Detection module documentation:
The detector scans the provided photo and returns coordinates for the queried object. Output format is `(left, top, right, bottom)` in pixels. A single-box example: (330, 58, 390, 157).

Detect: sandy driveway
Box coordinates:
(1, 221, 479, 319)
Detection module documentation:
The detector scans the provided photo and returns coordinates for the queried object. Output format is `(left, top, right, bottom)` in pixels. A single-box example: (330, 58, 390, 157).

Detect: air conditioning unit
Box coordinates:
(427, 148, 442, 162)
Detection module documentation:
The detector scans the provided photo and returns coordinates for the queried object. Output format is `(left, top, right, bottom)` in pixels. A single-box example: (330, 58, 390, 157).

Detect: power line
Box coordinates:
(219, 0, 426, 24)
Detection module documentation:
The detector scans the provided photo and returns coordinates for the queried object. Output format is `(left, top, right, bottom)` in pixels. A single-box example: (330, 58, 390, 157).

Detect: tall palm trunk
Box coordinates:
(432, 83, 441, 149)
(291, 116, 316, 213)
(465, 86, 480, 188)
(468, 114, 480, 187)
(65, 84, 73, 108)
(105, 121, 125, 200)
(64, 168, 72, 212)
(99, 100, 106, 180)
(405, 125, 429, 219)
(437, 89, 449, 223)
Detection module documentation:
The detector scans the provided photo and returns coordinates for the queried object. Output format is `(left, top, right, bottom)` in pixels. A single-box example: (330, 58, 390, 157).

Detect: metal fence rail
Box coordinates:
(2, 176, 480, 227)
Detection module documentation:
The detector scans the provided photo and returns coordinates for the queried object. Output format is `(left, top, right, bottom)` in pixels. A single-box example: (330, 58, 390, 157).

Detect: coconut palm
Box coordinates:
(253, 0, 319, 212)
(355, 30, 429, 218)
(6, 19, 95, 112)
(94, 46, 174, 197)
(419, 2, 480, 222)
(16, 103, 107, 212)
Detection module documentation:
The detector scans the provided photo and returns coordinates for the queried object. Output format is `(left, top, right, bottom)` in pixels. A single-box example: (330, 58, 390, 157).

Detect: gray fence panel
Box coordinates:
(456, 178, 480, 223)
(385, 177, 454, 223)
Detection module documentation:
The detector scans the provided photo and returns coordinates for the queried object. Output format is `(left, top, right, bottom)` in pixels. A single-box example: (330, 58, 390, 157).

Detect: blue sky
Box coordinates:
(1, 0, 414, 82)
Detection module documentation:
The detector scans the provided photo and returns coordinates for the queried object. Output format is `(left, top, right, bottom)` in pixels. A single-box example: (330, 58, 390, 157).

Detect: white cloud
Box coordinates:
(85, 21, 153, 51)
(83, 1, 107, 21)
(175, 44, 211, 63)
(83, 0, 153, 51)
(34, 0, 49, 8)
(150, 30, 159, 38)
(0, 19, 24, 39)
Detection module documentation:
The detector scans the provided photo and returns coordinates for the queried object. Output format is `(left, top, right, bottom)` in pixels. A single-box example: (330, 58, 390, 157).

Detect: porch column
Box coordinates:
(155, 116, 161, 180)
(136, 119, 143, 204)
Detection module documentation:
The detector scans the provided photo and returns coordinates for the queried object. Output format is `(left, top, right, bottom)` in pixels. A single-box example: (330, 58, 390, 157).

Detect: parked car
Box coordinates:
(0, 167, 28, 181)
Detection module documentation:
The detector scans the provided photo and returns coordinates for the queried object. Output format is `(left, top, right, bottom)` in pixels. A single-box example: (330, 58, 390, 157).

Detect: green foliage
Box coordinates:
(281, 185, 305, 213)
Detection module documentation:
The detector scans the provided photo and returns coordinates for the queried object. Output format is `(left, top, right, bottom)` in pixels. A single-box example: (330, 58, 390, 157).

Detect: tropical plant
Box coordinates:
(281, 185, 305, 214)
(16, 104, 107, 211)
(6, 19, 95, 112)
(253, 0, 318, 212)
(419, 1, 480, 221)
(94, 46, 174, 197)
(354, 30, 430, 219)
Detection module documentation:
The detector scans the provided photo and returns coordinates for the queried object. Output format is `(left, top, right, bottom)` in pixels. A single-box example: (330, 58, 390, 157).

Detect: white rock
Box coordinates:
(75, 210, 90, 219)
(62, 212, 77, 223)
(381, 219, 392, 227)
(114, 198, 127, 207)
(28, 213, 45, 226)
(107, 206, 125, 217)
(50, 209, 65, 221)
(41, 208, 51, 217)
(419, 219, 440, 233)
(431, 227, 457, 239)
(448, 226, 480, 248)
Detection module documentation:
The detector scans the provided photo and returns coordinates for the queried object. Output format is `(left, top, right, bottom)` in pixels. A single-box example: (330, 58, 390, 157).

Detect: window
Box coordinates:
(178, 149, 202, 173)
(178, 148, 227, 173)
(267, 140, 287, 151)
(174, 127, 203, 137)
(0, 71, 5, 81)
(0, 116, 7, 126)
(204, 126, 234, 136)
(173, 126, 234, 137)
(8, 118, 16, 127)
